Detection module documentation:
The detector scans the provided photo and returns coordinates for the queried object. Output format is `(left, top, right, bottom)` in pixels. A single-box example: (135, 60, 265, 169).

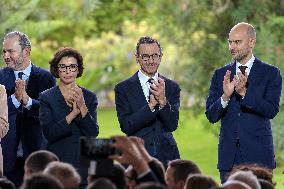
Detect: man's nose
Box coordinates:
(229, 42, 236, 50)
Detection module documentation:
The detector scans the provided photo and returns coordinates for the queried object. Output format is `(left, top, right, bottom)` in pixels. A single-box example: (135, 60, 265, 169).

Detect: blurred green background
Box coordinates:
(1, 0, 283, 188)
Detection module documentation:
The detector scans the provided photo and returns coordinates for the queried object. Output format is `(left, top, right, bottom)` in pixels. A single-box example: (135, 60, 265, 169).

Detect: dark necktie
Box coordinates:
(18, 72, 24, 79)
(238, 65, 247, 75)
(147, 78, 154, 102)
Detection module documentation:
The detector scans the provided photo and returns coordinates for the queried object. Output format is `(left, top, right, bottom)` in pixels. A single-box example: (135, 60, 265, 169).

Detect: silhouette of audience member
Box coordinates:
(127, 137, 166, 184)
(227, 171, 260, 189)
(136, 182, 167, 189)
(184, 174, 218, 189)
(0, 177, 16, 189)
(87, 178, 117, 189)
(229, 163, 274, 185)
(110, 136, 158, 183)
(24, 150, 59, 179)
(222, 180, 252, 189)
(20, 173, 63, 189)
(44, 162, 81, 189)
(88, 163, 127, 189)
(258, 179, 275, 189)
(165, 159, 201, 189)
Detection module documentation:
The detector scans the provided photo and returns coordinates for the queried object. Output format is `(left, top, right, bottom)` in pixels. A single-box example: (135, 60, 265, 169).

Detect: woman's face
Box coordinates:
(57, 56, 79, 85)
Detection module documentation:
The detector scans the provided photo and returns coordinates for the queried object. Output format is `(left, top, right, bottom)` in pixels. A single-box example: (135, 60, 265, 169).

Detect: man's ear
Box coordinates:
(135, 53, 139, 64)
(24, 165, 32, 179)
(23, 47, 31, 57)
(249, 37, 256, 48)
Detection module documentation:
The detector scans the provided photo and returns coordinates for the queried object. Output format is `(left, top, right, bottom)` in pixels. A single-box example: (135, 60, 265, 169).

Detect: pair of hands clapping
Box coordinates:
(148, 77, 167, 110)
(15, 79, 29, 105)
(66, 86, 88, 124)
(222, 70, 248, 101)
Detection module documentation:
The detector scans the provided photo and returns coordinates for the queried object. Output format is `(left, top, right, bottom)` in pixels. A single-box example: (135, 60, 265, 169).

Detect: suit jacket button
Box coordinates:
(238, 113, 241, 116)
(150, 143, 153, 146)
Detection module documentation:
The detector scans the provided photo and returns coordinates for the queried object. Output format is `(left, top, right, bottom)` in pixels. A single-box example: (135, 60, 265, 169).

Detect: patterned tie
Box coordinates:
(18, 72, 24, 79)
(238, 66, 247, 75)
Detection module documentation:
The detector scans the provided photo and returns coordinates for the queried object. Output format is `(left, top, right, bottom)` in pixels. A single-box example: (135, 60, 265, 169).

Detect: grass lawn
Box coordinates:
(97, 108, 284, 188)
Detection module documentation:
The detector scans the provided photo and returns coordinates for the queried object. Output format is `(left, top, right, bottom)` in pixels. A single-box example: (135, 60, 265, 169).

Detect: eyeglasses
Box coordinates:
(58, 64, 78, 72)
(139, 53, 161, 62)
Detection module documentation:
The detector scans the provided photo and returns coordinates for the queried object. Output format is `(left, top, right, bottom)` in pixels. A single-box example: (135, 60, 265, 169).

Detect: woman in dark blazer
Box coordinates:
(39, 47, 99, 174)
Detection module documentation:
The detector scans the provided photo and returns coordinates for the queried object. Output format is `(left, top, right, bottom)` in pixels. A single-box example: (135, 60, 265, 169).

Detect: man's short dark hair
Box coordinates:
(135, 36, 162, 55)
(185, 174, 218, 189)
(87, 178, 117, 189)
(0, 177, 16, 189)
(168, 159, 201, 183)
(49, 47, 84, 78)
(88, 163, 126, 189)
(258, 179, 275, 189)
(20, 173, 63, 189)
(4, 31, 31, 50)
(136, 182, 167, 189)
(25, 150, 59, 174)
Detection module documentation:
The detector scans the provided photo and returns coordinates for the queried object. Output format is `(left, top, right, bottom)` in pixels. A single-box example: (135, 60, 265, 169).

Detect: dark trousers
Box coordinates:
(219, 140, 243, 184)
(5, 156, 25, 187)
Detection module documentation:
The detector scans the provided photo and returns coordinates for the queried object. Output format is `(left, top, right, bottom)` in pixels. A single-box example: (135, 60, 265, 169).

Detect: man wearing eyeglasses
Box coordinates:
(0, 31, 56, 186)
(115, 36, 180, 167)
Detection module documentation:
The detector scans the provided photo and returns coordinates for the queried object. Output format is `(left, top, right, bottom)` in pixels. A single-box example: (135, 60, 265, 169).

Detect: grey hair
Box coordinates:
(3, 31, 31, 49)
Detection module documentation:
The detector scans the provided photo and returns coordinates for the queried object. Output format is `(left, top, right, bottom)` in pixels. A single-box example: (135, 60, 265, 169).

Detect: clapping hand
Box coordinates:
(149, 77, 167, 108)
(235, 72, 248, 97)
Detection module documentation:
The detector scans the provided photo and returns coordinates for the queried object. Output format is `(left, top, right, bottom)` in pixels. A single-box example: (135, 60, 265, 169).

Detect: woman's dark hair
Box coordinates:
(49, 47, 84, 78)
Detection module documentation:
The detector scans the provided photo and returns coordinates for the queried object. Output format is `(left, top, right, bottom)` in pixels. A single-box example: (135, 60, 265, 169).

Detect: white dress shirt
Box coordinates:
(138, 69, 159, 102)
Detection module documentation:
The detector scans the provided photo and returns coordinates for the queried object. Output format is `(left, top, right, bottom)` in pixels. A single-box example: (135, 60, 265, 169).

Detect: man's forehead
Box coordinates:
(139, 43, 159, 52)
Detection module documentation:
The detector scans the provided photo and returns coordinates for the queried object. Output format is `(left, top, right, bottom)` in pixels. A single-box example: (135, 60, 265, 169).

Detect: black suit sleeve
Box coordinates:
(157, 82, 180, 132)
(39, 92, 73, 143)
(115, 84, 157, 135)
(26, 74, 56, 118)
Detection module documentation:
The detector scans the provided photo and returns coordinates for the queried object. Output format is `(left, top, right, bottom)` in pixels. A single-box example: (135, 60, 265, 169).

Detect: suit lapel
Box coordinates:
(229, 60, 237, 81)
(26, 64, 39, 98)
(54, 86, 72, 115)
(129, 72, 148, 106)
(3, 68, 16, 96)
(247, 58, 263, 87)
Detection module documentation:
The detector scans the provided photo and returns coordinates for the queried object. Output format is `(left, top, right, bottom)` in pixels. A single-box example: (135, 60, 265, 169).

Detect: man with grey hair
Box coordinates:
(44, 161, 81, 189)
(223, 180, 252, 189)
(227, 170, 261, 189)
(206, 22, 282, 183)
(1, 31, 56, 186)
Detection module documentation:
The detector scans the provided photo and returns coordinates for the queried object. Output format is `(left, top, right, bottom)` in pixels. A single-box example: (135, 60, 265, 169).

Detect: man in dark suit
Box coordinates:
(115, 36, 180, 166)
(1, 31, 56, 186)
(205, 23, 282, 183)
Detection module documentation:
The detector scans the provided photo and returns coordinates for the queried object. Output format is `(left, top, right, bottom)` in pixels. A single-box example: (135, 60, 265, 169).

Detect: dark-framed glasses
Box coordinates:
(58, 64, 78, 72)
(140, 53, 161, 62)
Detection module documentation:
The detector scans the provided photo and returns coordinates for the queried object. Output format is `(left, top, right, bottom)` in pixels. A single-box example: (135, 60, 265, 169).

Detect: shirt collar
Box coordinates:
(138, 69, 159, 84)
(236, 55, 255, 70)
(14, 61, 32, 78)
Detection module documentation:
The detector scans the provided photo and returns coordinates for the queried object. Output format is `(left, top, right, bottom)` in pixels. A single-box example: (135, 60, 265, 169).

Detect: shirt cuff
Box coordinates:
(137, 169, 151, 179)
(221, 96, 229, 108)
(11, 94, 21, 108)
(24, 97, 33, 110)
